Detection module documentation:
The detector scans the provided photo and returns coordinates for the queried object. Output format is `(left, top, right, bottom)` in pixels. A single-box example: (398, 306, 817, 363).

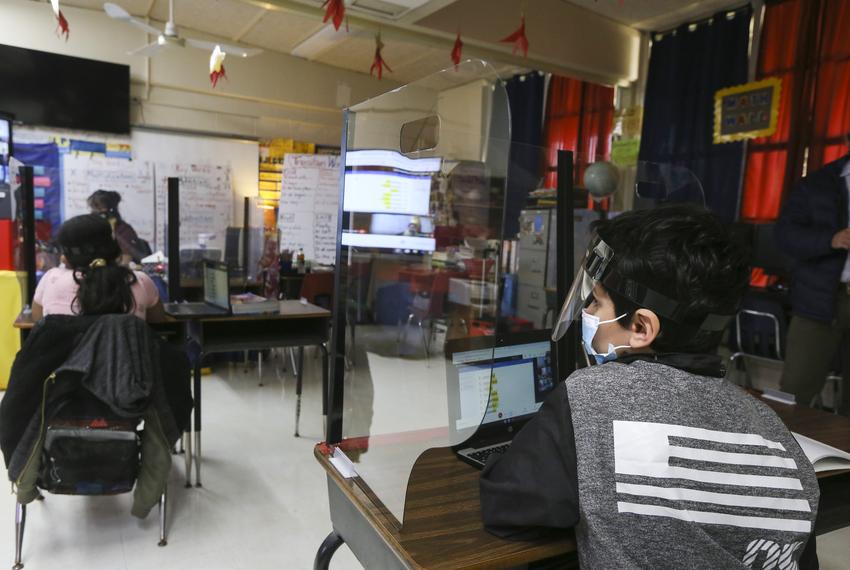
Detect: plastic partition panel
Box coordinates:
(333, 60, 511, 525)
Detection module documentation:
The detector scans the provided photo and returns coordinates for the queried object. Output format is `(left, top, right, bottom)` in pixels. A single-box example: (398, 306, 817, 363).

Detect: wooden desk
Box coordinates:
(184, 300, 332, 486)
(314, 445, 575, 570)
(315, 393, 850, 569)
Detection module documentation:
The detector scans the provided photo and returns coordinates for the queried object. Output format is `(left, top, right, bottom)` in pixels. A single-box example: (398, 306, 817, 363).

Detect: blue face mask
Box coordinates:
(581, 310, 631, 364)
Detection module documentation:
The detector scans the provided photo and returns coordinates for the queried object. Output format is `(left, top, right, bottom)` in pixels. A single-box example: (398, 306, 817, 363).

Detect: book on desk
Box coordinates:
(229, 293, 279, 315)
(793, 432, 850, 474)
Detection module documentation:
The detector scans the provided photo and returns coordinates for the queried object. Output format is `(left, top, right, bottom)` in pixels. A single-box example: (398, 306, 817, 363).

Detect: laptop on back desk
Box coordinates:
(164, 260, 231, 317)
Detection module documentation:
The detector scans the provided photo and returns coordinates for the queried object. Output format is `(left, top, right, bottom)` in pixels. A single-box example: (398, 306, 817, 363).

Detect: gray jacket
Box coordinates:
(567, 361, 819, 569)
(481, 358, 819, 569)
(8, 315, 180, 518)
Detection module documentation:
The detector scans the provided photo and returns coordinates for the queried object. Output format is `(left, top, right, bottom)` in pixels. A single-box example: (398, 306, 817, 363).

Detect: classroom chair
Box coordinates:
(13, 395, 168, 570)
(729, 296, 844, 411)
(728, 296, 787, 388)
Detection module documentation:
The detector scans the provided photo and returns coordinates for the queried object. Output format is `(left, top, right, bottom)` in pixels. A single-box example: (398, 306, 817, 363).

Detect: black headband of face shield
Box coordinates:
(583, 242, 733, 334)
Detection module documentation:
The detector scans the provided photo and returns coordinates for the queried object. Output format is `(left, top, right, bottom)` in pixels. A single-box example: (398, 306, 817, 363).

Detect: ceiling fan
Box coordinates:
(103, 0, 263, 58)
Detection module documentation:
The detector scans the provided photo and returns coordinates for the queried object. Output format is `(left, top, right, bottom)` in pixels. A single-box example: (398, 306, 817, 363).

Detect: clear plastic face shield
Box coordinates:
(551, 161, 706, 343)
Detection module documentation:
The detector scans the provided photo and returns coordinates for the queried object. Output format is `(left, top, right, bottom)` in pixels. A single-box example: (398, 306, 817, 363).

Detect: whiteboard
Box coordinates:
(153, 162, 233, 252)
(62, 155, 156, 242)
(278, 154, 341, 265)
(132, 129, 259, 224)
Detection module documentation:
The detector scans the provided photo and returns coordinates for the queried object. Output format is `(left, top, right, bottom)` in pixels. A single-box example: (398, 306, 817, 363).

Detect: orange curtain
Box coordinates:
(740, 0, 808, 221)
(807, 0, 850, 170)
(543, 76, 614, 198)
(741, 0, 850, 221)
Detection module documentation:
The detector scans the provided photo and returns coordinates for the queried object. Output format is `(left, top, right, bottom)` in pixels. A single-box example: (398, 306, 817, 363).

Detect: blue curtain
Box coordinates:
(504, 73, 546, 237)
(639, 6, 752, 222)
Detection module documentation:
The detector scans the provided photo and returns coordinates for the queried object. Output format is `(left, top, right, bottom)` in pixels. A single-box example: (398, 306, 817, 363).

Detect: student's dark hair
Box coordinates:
(87, 190, 123, 220)
(57, 214, 137, 315)
(593, 204, 750, 353)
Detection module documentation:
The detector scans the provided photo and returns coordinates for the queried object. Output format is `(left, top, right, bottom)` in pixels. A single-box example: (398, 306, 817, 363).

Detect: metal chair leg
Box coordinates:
(13, 502, 26, 570)
(258, 351, 264, 387)
(158, 491, 168, 547)
(314, 531, 344, 570)
(289, 348, 299, 378)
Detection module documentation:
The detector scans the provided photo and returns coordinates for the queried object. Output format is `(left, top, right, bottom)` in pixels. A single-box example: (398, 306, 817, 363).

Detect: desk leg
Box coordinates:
(320, 343, 329, 440)
(194, 361, 203, 488)
(294, 346, 305, 437)
(313, 531, 344, 570)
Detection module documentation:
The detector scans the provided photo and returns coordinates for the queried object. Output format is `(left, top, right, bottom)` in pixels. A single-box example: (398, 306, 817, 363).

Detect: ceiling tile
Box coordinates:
(65, 0, 154, 17)
(314, 35, 435, 77)
(241, 11, 325, 53)
(149, 0, 261, 39)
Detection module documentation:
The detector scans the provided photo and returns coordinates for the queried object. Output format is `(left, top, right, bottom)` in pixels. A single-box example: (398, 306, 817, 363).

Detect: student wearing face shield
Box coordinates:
(479, 205, 820, 569)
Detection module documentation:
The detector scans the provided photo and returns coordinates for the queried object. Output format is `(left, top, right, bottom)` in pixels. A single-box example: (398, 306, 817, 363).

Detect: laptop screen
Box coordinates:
(203, 263, 230, 309)
(450, 338, 555, 431)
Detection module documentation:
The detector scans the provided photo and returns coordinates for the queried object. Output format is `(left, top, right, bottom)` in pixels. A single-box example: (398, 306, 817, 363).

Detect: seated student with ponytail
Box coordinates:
(31, 214, 166, 323)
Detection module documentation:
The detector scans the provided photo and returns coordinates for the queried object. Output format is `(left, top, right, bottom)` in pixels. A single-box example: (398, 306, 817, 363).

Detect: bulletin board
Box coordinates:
(277, 153, 340, 265)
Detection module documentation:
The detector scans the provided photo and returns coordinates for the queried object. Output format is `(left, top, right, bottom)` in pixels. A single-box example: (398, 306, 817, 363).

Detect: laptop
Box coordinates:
(447, 330, 556, 469)
(164, 260, 231, 317)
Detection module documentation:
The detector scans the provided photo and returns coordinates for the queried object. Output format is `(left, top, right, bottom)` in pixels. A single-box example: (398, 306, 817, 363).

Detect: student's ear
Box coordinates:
(629, 309, 661, 349)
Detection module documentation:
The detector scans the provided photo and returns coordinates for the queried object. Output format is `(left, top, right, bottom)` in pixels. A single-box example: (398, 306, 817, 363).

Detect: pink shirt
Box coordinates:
(33, 267, 160, 320)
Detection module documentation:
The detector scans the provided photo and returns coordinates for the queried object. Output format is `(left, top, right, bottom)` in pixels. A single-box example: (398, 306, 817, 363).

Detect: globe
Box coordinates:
(584, 161, 620, 202)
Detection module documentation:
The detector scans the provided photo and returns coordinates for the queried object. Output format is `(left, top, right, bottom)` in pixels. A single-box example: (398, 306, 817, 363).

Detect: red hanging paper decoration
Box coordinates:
(322, 0, 346, 32)
(50, 0, 69, 40)
(451, 32, 463, 68)
(370, 33, 391, 80)
(210, 46, 227, 88)
(56, 10, 70, 40)
(500, 14, 529, 57)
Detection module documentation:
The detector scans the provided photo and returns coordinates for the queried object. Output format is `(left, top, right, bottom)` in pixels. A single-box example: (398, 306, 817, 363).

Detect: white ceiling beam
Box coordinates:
(231, 0, 623, 85)
(397, 0, 459, 25)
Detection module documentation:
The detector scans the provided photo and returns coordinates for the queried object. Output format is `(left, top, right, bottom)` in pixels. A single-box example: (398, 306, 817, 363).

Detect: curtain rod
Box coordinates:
(653, 3, 752, 39)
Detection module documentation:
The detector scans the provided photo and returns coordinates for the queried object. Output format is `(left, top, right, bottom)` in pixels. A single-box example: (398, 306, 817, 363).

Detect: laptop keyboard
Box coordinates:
(468, 443, 511, 465)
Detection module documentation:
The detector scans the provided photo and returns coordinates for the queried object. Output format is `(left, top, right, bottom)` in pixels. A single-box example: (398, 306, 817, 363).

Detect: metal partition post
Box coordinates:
(326, 116, 349, 444)
(555, 150, 576, 380)
(242, 196, 250, 283)
(167, 177, 181, 302)
(20, 166, 36, 304)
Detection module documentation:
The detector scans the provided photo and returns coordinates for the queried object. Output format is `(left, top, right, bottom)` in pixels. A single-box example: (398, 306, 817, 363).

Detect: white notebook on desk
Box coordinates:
(793, 432, 850, 473)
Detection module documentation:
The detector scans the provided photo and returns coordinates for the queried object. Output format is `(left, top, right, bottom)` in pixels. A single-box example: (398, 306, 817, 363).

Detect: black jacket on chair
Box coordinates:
(0, 314, 192, 517)
(776, 155, 850, 323)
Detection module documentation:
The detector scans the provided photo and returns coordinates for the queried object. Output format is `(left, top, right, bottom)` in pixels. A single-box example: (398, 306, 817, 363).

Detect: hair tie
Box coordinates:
(89, 258, 107, 268)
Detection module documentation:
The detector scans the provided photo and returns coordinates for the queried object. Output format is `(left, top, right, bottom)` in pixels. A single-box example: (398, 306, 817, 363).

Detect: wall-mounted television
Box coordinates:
(0, 44, 130, 134)
(341, 149, 441, 252)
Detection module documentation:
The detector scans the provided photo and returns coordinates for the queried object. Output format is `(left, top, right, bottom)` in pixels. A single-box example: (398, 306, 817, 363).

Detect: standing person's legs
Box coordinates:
(780, 313, 842, 407)
(836, 290, 850, 415)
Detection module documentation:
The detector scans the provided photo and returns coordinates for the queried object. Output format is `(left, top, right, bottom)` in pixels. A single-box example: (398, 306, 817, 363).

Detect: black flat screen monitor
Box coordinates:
(0, 44, 130, 134)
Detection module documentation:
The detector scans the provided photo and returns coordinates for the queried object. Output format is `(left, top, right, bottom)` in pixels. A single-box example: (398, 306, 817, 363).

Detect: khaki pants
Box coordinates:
(780, 289, 850, 415)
